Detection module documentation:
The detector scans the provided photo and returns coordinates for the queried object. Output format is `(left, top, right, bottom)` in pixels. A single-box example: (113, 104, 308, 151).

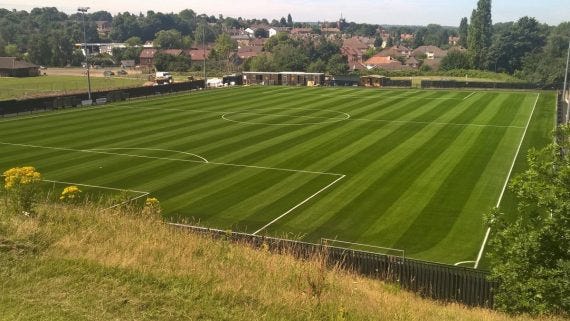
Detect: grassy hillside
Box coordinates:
(0, 200, 565, 321)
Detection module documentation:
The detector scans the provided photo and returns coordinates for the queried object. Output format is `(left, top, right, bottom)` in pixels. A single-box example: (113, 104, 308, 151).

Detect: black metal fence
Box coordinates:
(169, 223, 495, 308)
(384, 78, 413, 88)
(420, 80, 559, 90)
(0, 80, 205, 117)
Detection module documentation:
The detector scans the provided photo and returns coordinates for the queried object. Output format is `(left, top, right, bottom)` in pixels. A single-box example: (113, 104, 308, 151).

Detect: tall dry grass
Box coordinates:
(0, 200, 565, 321)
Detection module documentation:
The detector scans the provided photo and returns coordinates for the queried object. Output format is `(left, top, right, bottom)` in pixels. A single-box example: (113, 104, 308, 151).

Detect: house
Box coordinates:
(400, 33, 414, 41)
(405, 56, 420, 68)
(412, 45, 447, 60)
(291, 28, 313, 35)
(448, 36, 460, 46)
(341, 36, 372, 64)
(139, 48, 159, 67)
(377, 45, 412, 59)
(185, 48, 211, 63)
(237, 46, 263, 60)
(96, 21, 111, 38)
(363, 54, 406, 71)
(0, 57, 40, 77)
(245, 24, 271, 38)
(268, 27, 291, 37)
(161, 49, 184, 57)
(321, 27, 341, 35)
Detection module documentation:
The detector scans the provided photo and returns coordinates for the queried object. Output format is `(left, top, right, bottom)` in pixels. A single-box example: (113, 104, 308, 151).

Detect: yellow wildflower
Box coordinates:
(3, 166, 42, 190)
(60, 185, 82, 201)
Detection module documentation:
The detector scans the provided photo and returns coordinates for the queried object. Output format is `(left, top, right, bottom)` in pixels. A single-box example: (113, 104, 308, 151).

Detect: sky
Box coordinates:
(0, 0, 567, 26)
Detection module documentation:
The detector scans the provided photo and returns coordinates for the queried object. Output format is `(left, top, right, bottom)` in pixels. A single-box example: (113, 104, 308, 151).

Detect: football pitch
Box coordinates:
(0, 86, 555, 265)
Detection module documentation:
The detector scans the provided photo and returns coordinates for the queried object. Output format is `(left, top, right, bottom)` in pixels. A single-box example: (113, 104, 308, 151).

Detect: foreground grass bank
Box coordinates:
(0, 201, 564, 321)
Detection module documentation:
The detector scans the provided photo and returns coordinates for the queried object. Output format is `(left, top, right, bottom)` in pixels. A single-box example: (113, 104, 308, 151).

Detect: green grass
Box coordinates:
(0, 86, 555, 265)
(0, 75, 145, 100)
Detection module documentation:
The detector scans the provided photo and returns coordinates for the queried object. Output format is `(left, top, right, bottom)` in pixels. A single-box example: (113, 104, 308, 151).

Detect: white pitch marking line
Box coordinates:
(89, 147, 209, 163)
(0, 141, 343, 177)
(454, 260, 476, 266)
(474, 93, 540, 269)
(463, 92, 476, 100)
(42, 179, 149, 210)
(252, 174, 346, 235)
(351, 117, 525, 129)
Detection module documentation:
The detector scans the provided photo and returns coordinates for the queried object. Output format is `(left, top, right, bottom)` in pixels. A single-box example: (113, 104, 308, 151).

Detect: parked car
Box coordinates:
(103, 70, 115, 77)
(117, 69, 128, 76)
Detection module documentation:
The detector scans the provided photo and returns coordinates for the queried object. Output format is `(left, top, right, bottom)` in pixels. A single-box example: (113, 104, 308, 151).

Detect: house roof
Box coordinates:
(140, 48, 158, 59)
(321, 27, 340, 33)
(237, 46, 263, 59)
(405, 56, 419, 65)
(412, 45, 447, 58)
(161, 49, 183, 56)
(291, 28, 312, 34)
(186, 49, 210, 61)
(377, 45, 411, 57)
(0, 57, 39, 69)
(342, 37, 371, 50)
(364, 55, 394, 65)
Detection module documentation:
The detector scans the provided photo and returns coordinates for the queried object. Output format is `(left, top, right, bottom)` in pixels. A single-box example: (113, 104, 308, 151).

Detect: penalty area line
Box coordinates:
(42, 179, 150, 211)
(463, 92, 476, 100)
(473, 93, 540, 269)
(252, 174, 346, 235)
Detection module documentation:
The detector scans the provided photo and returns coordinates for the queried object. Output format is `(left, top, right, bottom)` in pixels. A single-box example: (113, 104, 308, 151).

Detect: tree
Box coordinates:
(272, 43, 308, 71)
(374, 36, 383, 48)
(213, 33, 237, 60)
(485, 125, 570, 315)
(248, 53, 275, 71)
(125, 36, 142, 47)
(439, 49, 471, 70)
(254, 28, 269, 38)
(458, 17, 468, 48)
(110, 12, 141, 42)
(280, 17, 287, 26)
(468, 0, 492, 69)
(194, 23, 217, 44)
(326, 54, 349, 75)
(27, 34, 51, 65)
(287, 13, 293, 27)
(4, 44, 19, 57)
(518, 21, 570, 84)
(307, 59, 326, 73)
(486, 16, 546, 73)
(154, 29, 183, 49)
(386, 37, 394, 47)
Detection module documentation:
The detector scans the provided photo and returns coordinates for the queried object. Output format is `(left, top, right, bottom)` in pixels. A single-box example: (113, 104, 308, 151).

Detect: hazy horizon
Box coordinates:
(0, 0, 567, 26)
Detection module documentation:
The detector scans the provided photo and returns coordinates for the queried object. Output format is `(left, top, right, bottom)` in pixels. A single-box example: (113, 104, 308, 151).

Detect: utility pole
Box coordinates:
(78, 7, 92, 101)
(203, 24, 207, 90)
(562, 41, 570, 124)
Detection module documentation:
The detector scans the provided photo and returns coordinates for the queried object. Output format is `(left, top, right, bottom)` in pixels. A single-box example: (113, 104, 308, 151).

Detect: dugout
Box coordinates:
(243, 72, 280, 85)
(360, 75, 388, 87)
(280, 72, 324, 86)
(222, 74, 243, 86)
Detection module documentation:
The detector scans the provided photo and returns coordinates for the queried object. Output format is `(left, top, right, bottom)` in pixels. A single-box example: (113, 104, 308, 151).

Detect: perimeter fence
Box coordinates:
(169, 223, 496, 308)
(0, 80, 205, 117)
